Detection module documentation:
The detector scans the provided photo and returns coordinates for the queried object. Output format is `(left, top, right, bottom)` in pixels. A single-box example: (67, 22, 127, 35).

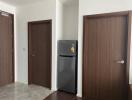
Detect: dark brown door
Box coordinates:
(0, 11, 14, 86)
(83, 12, 131, 100)
(28, 20, 52, 89)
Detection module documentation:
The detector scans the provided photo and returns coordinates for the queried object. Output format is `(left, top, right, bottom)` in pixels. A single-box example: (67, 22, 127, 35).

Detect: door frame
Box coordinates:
(83, 11, 132, 97)
(28, 20, 52, 88)
(0, 10, 15, 83)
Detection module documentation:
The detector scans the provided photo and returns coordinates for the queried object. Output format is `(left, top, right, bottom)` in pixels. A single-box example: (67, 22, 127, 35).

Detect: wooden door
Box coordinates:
(0, 11, 14, 86)
(83, 12, 131, 100)
(28, 20, 52, 89)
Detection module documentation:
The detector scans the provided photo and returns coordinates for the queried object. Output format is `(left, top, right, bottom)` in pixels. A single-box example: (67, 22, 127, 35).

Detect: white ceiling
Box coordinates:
(0, 0, 45, 6)
(0, 0, 78, 7)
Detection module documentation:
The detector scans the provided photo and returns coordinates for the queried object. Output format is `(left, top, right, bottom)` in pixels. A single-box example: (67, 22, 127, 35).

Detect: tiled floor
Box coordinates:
(0, 83, 52, 100)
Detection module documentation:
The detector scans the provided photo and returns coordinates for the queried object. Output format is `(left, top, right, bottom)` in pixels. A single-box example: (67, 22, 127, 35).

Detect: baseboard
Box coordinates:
(15, 81, 28, 84)
(77, 93, 82, 98)
(51, 87, 57, 92)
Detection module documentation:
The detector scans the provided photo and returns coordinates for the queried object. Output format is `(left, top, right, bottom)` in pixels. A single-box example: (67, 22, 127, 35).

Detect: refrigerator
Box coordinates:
(57, 40, 78, 94)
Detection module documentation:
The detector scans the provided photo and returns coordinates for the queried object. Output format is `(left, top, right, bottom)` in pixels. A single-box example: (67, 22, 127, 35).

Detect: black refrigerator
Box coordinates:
(57, 40, 78, 94)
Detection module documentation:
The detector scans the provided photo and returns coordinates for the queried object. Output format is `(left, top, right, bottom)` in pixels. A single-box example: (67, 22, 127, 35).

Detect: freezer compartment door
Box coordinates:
(57, 56, 77, 94)
(58, 40, 77, 56)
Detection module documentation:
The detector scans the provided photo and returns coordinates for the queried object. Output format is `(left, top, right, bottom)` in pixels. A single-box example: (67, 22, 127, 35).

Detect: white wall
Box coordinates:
(16, 0, 57, 91)
(0, 1, 16, 14)
(0, 1, 17, 82)
(78, 0, 132, 97)
(62, 4, 78, 40)
(128, 0, 132, 85)
(15, 0, 132, 97)
(56, 0, 63, 40)
(55, 0, 64, 91)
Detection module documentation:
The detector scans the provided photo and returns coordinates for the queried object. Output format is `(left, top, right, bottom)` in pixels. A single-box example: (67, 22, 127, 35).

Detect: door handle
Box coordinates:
(116, 60, 125, 64)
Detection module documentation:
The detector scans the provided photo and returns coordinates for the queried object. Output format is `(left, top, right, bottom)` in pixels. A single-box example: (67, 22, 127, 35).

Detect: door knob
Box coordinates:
(116, 60, 125, 64)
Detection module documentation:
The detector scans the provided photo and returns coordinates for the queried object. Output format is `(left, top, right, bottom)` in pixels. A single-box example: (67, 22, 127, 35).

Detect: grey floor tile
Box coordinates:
(0, 83, 52, 100)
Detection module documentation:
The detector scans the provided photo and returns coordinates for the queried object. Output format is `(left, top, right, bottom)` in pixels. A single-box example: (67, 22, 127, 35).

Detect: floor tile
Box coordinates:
(0, 83, 52, 100)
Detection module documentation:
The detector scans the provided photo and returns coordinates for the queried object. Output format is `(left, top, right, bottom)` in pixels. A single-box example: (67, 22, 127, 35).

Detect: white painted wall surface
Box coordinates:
(0, 1, 17, 82)
(62, 4, 78, 40)
(128, 0, 132, 85)
(0, 1, 16, 14)
(78, 0, 132, 97)
(55, 0, 64, 91)
(12, 0, 132, 97)
(56, 0, 63, 40)
(16, 0, 57, 91)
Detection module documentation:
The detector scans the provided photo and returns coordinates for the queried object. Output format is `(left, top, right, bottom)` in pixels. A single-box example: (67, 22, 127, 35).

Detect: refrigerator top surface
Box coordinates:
(58, 40, 78, 56)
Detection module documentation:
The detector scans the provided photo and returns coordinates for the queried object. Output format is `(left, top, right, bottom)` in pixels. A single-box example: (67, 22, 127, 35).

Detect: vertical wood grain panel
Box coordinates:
(28, 20, 52, 89)
(0, 11, 14, 86)
(83, 11, 131, 100)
